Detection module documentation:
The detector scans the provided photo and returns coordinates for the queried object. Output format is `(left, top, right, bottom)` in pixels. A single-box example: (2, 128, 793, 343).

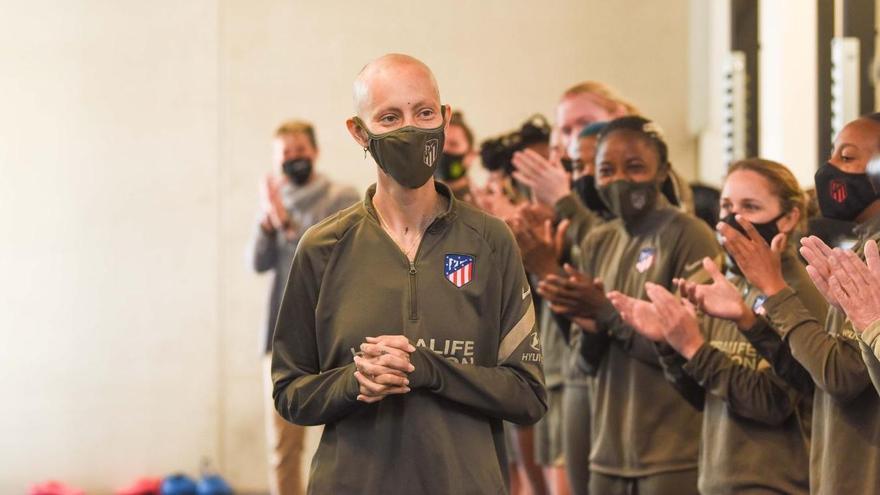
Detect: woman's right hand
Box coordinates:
(799, 235, 842, 310)
(675, 257, 755, 330)
(607, 291, 667, 342)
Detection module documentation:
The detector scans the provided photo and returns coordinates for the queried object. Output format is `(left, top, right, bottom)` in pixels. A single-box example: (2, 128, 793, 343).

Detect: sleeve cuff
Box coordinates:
(654, 341, 680, 359)
(761, 286, 796, 309)
(595, 299, 621, 335)
(739, 314, 771, 335)
(407, 348, 437, 390)
(343, 362, 361, 401)
(681, 343, 717, 382)
(655, 341, 686, 370)
(861, 320, 880, 349)
(761, 287, 815, 340)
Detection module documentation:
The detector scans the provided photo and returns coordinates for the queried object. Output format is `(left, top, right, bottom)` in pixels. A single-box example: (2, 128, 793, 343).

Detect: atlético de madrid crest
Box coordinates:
(445, 254, 474, 288)
(424, 139, 439, 167)
(636, 247, 656, 273)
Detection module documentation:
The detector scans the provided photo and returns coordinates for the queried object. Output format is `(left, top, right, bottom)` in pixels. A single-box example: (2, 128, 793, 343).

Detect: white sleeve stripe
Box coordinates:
(497, 301, 536, 364)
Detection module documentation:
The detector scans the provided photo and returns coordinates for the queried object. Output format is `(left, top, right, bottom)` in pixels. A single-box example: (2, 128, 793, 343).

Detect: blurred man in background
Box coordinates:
(249, 120, 359, 495)
(435, 110, 478, 202)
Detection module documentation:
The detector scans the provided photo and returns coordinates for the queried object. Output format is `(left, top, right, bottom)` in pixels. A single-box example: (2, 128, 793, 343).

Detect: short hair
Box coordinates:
(561, 81, 640, 116)
(598, 115, 669, 167)
(274, 120, 318, 150)
(579, 121, 609, 140)
(449, 111, 475, 150)
(727, 158, 807, 231)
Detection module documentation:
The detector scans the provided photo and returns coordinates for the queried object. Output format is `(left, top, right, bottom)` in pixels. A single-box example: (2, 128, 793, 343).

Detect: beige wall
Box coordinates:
(0, 1, 695, 492)
(759, 0, 819, 186)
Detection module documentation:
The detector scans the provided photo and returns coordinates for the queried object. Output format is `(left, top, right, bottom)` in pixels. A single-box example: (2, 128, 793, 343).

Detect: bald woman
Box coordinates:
(271, 53, 547, 495)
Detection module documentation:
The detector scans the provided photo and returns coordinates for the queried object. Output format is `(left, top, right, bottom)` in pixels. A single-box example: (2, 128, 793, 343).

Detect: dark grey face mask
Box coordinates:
(597, 179, 660, 224)
(354, 106, 446, 189)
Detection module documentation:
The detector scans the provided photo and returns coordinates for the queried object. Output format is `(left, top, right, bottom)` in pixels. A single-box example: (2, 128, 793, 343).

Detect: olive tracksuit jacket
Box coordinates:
(759, 214, 880, 494)
(553, 193, 605, 385)
(659, 249, 827, 494)
(860, 321, 880, 395)
(271, 182, 547, 495)
(576, 198, 721, 478)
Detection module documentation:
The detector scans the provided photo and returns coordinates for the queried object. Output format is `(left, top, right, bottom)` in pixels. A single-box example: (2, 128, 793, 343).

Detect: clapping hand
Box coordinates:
(510, 148, 572, 206)
(645, 283, 705, 359)
(259, 174, 295, 236)
(716, 215, 787, 295)
(799, 235, 842, 310)
(607, 291, 666, 342)
(674, 257, 755, 330)
(538, 264, 607, 318)
(508, 204, 570, 279)
(826, 240, 880, 332)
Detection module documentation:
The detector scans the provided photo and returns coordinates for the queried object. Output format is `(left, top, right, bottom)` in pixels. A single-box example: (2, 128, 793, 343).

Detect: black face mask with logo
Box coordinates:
(282, 158, 313, 186)
(597, 179, 659, 224)
(354, 106, 447, 189)
(718, 211, 786, 274)
(434, 152, 467, 182)
(814, 162, 879, 221)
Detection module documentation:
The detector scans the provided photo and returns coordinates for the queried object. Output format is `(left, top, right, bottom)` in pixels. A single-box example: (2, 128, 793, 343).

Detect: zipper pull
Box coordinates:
(409, 262, 417, 275)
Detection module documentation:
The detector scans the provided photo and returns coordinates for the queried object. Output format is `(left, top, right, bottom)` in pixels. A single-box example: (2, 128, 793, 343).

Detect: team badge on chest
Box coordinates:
(445, 254, 475, 288)
(752, 294, 768, 314)
(636, 247, 657, 273)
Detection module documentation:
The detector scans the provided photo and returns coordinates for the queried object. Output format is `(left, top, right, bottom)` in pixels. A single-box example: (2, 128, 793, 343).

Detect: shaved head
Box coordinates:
(353, 53, 441, 120)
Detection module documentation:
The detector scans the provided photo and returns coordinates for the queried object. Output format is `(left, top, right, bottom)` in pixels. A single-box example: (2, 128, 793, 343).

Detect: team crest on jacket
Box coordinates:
(752, 295, 768, 313)
(636, 247, 656, 273)
(424, 139, 439, 167)
(445, 254, 475, 288)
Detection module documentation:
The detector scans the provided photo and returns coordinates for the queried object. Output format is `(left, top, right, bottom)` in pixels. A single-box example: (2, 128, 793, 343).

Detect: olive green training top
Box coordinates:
(271, 182, 547, 495)
(659, 249, 827, 494)
(760, 213, 880, 495)
(554, 192, 606, 385)
(860, 321, 880, 396)
(540, 193, 606, 388)
(578, 196, 721, 477)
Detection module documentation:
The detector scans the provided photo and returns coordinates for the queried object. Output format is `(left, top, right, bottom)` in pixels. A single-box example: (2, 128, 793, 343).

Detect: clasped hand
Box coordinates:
(352, 335, 416, 403)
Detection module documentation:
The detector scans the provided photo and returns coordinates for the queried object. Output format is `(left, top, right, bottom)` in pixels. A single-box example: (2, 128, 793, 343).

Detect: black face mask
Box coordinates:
(353, 107, 446, 189)
(434, 152, 467, 182)
(718, 211, 786, 274)
(560, 158, 575, 173)
(572, 175, 609, 214)
(282, 158, 313, 186)
(597, 180, 659, 224)
(814, 162, 879, 221)
(720, 212, 786, 246)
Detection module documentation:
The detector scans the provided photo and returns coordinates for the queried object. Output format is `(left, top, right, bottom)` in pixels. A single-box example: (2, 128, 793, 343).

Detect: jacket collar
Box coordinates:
(362, 180, 458, 233)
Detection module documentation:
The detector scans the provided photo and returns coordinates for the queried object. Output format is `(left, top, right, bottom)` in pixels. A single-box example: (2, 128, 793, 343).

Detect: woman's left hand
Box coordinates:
(607, 290, 667, 342)
(827, 240, 880, 332)
(717, 214, 788, 296)
(538, 264, 608, 318)
(645, 283, 705, 359)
